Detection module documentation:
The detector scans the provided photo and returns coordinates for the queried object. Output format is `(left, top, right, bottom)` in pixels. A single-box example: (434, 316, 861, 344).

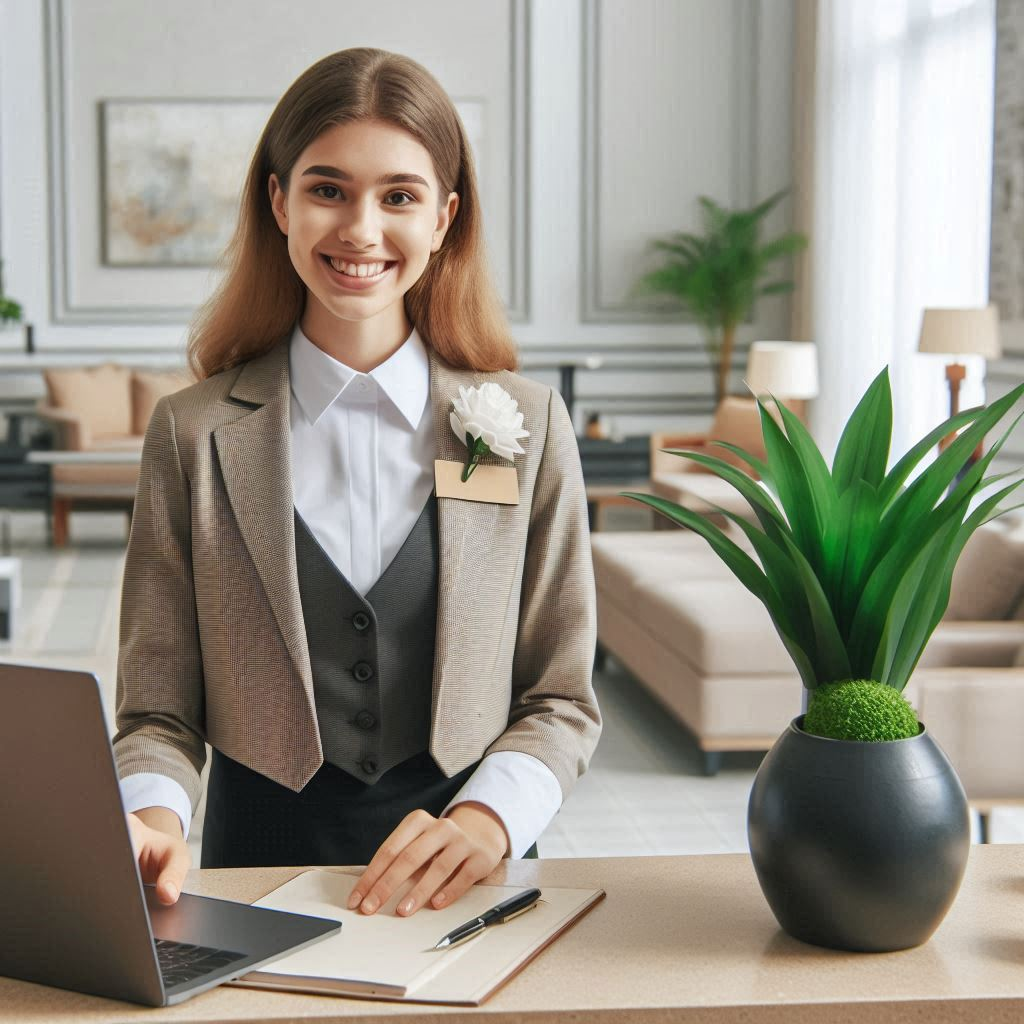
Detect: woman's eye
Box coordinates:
(312, 184, 342, 200)
(385, 191, 415, 207)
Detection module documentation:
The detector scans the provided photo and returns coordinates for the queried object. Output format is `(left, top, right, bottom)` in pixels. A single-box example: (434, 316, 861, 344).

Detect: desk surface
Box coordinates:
(3, 846, 1023, 1024)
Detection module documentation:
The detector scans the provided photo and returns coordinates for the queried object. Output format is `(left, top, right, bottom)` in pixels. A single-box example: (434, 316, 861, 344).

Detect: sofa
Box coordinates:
(592, 515, 1024, 788)
(37, 363, 191, 545)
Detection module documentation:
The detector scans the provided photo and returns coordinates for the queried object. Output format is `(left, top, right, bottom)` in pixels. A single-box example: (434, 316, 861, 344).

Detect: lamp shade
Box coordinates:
(917, 305, 1001, 358)
(744, 341, 819, 400)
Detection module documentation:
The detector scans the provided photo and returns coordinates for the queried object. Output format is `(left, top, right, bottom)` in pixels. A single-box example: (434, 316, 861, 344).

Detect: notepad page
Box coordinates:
(251, 869, 525, 992)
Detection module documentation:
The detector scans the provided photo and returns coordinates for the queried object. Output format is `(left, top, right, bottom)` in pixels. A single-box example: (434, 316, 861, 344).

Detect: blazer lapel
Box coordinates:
(212, 343, 314, 705)
(427, 349, 513, 737)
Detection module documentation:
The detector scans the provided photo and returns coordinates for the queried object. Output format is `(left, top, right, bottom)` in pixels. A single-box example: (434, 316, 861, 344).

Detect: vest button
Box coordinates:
(352, 612, 371, 632)
(361, 758, 377, 775)
(353, 661, 374, 682)
(355, 710, 376, 730)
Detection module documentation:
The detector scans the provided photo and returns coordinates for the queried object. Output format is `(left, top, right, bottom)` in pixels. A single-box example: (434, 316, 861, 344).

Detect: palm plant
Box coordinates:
(636, 190, 807, 403)
(621, 369, 1024, 699)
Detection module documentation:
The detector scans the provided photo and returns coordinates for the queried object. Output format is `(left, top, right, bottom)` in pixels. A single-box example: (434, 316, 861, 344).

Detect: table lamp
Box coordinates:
(917, 304, 1001, 450)
(744, 341, 819, 421)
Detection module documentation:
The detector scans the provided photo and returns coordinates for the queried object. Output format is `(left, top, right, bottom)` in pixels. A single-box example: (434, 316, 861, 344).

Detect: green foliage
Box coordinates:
(0, 260, 21, 323)
(621, 368, 1024, 696)
(634, 191, 808, 334)
(804, 680, 919, 742)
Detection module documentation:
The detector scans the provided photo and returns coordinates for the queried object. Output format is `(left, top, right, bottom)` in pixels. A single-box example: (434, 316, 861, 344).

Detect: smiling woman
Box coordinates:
(184, 49, 515, 379)
(264, 117, 460, 353)
(112, 47, 600, 929)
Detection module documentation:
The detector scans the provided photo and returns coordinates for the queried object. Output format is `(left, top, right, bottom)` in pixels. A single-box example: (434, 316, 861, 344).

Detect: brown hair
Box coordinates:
(187, 48, 518, 380)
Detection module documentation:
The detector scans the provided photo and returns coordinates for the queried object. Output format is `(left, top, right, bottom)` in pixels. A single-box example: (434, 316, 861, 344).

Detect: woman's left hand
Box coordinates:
(347, 801, 509, 916)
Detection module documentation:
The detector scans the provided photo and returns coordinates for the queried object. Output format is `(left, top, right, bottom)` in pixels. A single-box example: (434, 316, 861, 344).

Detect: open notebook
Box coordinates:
(227, 869, 604, 1005)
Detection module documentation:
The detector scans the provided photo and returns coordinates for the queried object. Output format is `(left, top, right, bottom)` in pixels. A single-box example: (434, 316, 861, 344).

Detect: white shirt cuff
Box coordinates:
(119, 773, 193, 840)
(441, 751, 563, 858)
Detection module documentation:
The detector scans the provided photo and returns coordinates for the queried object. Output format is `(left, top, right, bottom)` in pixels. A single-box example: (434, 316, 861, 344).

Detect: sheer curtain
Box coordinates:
(809, 0, 996, 463)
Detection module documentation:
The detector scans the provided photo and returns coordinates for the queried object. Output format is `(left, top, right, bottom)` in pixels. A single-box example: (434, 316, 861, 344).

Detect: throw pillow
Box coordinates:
(131, 369, 192, 436)
(946, 517, 1024, 621)
(44, 363, 132, 439)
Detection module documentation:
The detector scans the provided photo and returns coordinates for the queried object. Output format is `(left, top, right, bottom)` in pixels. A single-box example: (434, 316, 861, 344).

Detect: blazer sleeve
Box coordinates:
(112, 395, 207, 812)
(484, 386, 602, 801)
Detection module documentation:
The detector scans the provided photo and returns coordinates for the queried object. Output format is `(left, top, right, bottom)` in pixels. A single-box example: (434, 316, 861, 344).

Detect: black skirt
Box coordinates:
(200, 747, 537, 867)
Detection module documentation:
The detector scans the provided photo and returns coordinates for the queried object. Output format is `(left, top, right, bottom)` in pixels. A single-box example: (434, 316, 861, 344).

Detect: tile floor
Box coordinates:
(3, 505, 1021, 866)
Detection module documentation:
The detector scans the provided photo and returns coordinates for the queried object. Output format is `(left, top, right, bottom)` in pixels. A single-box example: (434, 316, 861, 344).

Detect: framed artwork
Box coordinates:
(100, 99, 274, 267)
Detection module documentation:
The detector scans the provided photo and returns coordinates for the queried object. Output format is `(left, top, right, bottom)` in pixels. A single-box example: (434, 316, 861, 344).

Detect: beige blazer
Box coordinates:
(113, 340, 601, 813)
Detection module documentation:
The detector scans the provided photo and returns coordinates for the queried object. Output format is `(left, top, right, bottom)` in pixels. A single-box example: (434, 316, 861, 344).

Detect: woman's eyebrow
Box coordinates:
(300, 165, 429, 187)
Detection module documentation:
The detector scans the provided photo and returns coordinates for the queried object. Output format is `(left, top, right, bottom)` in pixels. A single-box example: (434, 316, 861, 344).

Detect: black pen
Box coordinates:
(432, 887, 542, 949)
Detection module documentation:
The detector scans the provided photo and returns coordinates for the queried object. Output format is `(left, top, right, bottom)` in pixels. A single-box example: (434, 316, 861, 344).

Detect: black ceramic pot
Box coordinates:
(747, 715, 970, 952)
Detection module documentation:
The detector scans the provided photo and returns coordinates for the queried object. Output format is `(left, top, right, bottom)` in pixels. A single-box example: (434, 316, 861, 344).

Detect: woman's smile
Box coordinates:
(319, 253, 398, 291)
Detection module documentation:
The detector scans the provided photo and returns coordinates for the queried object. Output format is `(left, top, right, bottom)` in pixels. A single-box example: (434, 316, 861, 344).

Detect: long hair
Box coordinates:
(187, 48, 517, 380)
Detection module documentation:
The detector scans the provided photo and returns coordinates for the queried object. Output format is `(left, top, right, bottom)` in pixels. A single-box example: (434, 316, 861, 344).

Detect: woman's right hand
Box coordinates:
(127, 808, 192, 905)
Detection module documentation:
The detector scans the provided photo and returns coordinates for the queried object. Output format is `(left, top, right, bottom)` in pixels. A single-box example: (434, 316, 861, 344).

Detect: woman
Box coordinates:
(116, 48, 600, 920)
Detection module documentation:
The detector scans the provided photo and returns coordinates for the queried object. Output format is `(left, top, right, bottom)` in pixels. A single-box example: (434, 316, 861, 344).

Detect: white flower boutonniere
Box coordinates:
(449, 382, 530, 482)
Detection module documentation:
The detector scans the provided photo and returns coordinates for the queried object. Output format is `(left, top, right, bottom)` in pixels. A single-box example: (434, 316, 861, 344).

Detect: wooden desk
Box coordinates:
(3, 846, 1023, 1023)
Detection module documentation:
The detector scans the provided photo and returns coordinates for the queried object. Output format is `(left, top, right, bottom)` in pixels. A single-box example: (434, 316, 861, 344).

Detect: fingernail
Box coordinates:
(399, 898, 414, 915)
(164, 884, 178, 903)
(433, 891, 447, 906)
(347, 891, 361, 910)
(361, 895, 378, 913)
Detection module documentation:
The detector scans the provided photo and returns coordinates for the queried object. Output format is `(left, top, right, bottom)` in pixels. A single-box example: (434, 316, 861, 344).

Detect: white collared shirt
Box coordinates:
(120, 323, 563, 858)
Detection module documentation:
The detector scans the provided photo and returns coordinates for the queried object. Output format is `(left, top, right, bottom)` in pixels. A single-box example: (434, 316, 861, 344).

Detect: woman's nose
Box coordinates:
(337, 199, 381, 248)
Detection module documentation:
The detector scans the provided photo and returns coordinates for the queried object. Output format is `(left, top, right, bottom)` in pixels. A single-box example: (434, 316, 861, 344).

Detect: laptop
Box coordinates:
(0, 663, 341, 1006)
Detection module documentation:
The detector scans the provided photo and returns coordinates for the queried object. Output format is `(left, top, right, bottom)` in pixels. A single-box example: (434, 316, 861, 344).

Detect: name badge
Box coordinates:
(434, 459, 520, 505)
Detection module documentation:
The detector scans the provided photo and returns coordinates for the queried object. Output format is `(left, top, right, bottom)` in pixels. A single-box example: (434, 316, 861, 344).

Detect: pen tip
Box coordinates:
(433, 939, 450, 950)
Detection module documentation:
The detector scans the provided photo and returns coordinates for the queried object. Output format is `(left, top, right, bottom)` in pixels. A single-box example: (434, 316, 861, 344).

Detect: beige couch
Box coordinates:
(37, 364, 190, 545)
(592, 516, 1024, 784)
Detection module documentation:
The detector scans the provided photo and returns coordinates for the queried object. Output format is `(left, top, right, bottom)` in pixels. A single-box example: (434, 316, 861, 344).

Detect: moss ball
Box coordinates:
(804, 680, 920, 742)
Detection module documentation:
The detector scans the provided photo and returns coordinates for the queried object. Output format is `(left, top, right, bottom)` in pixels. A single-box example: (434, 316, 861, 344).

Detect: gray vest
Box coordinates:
(293, 495, 438, 784)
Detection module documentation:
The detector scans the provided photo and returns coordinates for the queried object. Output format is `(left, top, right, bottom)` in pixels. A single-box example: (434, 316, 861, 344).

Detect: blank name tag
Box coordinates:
(434, 459, 520, 505)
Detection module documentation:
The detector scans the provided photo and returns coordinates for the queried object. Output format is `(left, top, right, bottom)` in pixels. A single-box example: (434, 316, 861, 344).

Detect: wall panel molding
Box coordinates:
(580, 0, 760, 325)
(44, 0, 530, 326)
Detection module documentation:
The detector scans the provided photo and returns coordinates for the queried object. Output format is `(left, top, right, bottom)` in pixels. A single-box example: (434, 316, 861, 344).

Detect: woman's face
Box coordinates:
(269, 118, 458, 336)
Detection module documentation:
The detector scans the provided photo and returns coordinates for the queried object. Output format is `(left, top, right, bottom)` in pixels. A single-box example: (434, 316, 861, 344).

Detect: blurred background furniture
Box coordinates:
(0, 442, 52, 549)
(592, 515, 1024, 783)
(646, 341, 819, 528)
(35, 364, 189, 545)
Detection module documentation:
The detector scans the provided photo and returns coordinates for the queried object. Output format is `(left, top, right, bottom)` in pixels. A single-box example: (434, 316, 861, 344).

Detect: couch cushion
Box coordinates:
(44, 364, 132, 438)
(131, 369, 191, 436)
(651, 473, 766, 522)
(591, 529, 756, 595)
(946, 518, 1024, 621)
(629, 578, 794, 675)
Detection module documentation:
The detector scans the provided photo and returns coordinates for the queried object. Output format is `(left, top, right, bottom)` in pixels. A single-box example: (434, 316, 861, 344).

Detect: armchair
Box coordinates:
(649, 396, 767, 526)
(36, 364, 190, 545)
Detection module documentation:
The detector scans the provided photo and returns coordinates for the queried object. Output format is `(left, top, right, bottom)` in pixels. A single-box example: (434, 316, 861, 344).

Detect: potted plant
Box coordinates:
(635, 190, 807, 404)
(0, 259, 23, 328)
(621, 368, 1024, 952)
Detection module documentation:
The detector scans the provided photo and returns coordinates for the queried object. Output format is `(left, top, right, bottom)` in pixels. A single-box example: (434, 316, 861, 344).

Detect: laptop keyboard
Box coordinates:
(154, 938, 247, 988)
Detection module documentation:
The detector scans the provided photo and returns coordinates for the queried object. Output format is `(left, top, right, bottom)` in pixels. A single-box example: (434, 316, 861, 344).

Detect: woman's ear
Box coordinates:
(431, 192, 460, 252)
(268, 174, 288, 236)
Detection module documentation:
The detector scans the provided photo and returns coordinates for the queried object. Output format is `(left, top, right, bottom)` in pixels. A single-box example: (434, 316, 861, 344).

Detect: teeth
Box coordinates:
(327, 257, 388, 278)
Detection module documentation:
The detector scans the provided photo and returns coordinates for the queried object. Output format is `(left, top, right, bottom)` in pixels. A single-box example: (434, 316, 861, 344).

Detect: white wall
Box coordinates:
(988, 0, 1024, 474)
(0, 0, 797, 434)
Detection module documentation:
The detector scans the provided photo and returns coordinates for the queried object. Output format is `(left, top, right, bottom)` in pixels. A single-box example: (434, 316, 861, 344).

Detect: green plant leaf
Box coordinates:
(831, 367, 893, 493)
(755, 398, 823, 564)
(706, 440, 771, 482)
(879, 382, 1024, 510)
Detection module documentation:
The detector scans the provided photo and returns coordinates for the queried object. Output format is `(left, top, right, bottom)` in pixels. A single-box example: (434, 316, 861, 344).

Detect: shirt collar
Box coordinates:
(288, 322, 429, 431)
